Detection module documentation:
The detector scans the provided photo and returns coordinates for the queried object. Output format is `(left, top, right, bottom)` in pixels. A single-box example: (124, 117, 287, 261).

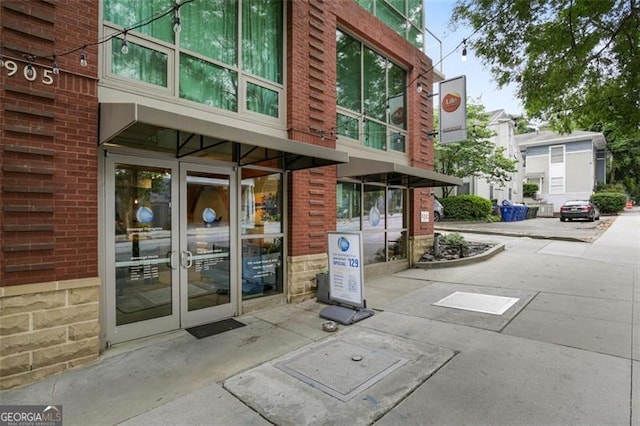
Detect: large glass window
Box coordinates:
(336, 31, 361, 112)
(104, 0, 174, 43)
(242, 0, 283, 83)
(241, 170, 283, 300)
(336, 31, 407, 153)
(181, 0, 238, 66)
(355, 0, 424, 48)
(241, 237, 283, 299)
(111, 38, 168, 87)
(337, 182, 361, 231)
(337, 181, 407, 265)
(103, 0, 283, 119)
(247, 82, 279, 117)
(180, 54, 237, 110)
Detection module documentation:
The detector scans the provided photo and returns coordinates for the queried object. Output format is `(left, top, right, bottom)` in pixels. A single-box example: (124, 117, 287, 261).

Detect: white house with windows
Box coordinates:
(516, 130, 607, 212)
(458, 110, 524, 204)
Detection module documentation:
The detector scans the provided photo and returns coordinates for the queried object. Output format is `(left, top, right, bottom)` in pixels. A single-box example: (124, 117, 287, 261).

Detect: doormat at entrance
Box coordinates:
(186, 318, 246, 339)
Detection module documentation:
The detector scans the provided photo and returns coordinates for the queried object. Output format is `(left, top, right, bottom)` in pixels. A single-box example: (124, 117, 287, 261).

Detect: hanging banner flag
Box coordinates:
(439, 75, 467, 144)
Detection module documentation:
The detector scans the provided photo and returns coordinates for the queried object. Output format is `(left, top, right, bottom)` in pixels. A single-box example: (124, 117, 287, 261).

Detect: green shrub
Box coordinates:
(440, 232, 467, 247)
(590, 192, 627, 213)
(596, 183, 626, 194)
(440, 195, 492, 220)
(523, 182, 538, 198)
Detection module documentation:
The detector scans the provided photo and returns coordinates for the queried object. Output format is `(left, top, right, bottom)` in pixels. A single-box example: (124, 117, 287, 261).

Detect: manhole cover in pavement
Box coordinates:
(275, 340, 408, 401)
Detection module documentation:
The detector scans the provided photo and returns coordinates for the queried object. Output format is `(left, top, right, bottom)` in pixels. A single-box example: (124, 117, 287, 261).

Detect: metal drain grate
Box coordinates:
(275, 340, 408, 401)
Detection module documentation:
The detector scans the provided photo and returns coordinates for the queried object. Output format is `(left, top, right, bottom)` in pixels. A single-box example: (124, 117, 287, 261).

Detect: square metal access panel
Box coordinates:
(433, 291, 520, 315)
(275, 340, 408, 401)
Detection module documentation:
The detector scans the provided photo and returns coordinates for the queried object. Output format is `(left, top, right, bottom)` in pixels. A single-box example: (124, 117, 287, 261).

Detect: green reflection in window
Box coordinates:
(104, 0, 174, 43)
(364, 120, 386, 151)
(408, 0, 423, 27)
(336, 31, 362, 111)
(355, 0, 374, 12)
(376, 0, 405, 36)
(386, 0, 405, 14)
(242, 0, 283, 83)
(181, 0, 237, 66)
(409, 25, 422, 49)
(111, 39, 168, 87)
(364, 49, 387, 121)
(337, 114, 359, 139)
(390, 132, 406, 152)
(180, 54, 237, 111)
(247, 83, 279, 117)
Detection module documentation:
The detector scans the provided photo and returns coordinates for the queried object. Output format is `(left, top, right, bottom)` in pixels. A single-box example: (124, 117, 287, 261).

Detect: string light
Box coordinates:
(80, 47, 88, 67)
(25, 57, 35, 78)
(406, 1, 516, 95)
(5, 0, 196, 74)
(461, 39, 467, 62)
(416, 82, 423, 93)
(173, 1, 182, 33)
(121, 31, 129, 54)
(52, 55, 60, 75)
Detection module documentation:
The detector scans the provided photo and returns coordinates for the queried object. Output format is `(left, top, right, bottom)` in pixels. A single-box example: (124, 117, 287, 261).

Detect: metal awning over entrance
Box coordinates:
(337, 157, 462, 188)
(99, 103, 348, 171)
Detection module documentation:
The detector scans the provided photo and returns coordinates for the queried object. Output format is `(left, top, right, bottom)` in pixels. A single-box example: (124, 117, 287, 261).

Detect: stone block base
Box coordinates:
(286, 253, 328, 303)
(0, 277, 101, 390)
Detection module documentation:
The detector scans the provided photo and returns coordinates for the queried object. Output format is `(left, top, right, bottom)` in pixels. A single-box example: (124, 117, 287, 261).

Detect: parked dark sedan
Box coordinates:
(559, 200, 600, 222)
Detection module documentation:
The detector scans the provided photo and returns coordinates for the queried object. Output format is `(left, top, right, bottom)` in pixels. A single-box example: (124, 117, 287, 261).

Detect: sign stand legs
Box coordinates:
(319, 301, 374, 325)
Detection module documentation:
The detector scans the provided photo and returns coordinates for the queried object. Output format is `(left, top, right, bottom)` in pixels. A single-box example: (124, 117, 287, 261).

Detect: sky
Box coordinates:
(424, 0, 524, 116)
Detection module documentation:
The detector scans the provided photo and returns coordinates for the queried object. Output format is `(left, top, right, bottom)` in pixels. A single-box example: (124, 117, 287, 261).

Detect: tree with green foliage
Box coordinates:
(435, 99, 518, 198)
(450, 0, 640, 201)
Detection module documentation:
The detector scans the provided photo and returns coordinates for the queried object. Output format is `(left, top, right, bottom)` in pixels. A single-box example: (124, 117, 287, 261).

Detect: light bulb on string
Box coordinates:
(461, 39, 467, 62)
(52, 56, 60, 75)
(173, 16, 181, 33)
(416, 82, 423, 93)
(121, 31, 129, 54)
(25, 61, 35, 79)
(80, 47, 88, 67)
(173, 0, 181, 33)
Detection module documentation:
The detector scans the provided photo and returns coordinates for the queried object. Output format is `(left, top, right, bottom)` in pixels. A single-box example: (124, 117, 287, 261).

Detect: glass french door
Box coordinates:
(105, 154, 236, 344)
(180, 164, 235, 328)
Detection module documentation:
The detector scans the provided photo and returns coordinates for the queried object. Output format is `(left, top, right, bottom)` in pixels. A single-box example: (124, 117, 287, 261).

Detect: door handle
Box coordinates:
(181, 250, 193, 268)
(167, 251, 177, 270)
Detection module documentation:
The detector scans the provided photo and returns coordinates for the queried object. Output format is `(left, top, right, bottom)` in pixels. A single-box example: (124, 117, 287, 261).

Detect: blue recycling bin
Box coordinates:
(513, 205, 524, 221)
(500, 206, 514, 222)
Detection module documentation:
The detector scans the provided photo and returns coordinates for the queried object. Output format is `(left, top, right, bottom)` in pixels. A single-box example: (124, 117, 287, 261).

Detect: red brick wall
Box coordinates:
(1, 0, 99, 286)
(286, 0, 438, 255)
(287, 0, 339, 256)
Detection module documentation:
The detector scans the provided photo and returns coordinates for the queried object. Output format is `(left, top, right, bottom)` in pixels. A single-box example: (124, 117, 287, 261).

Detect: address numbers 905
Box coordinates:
(3, 60, 55, 85)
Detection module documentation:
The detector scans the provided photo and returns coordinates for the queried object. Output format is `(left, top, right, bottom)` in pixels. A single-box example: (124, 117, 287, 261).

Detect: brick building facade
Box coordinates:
(0, 0, 459, 389)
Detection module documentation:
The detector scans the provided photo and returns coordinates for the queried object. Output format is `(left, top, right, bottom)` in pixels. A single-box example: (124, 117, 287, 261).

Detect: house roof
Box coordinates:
(516, 130, 606, 150)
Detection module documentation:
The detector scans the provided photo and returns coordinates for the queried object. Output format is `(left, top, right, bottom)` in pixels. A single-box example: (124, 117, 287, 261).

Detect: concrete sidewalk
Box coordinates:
(1, 210, 638, 425)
